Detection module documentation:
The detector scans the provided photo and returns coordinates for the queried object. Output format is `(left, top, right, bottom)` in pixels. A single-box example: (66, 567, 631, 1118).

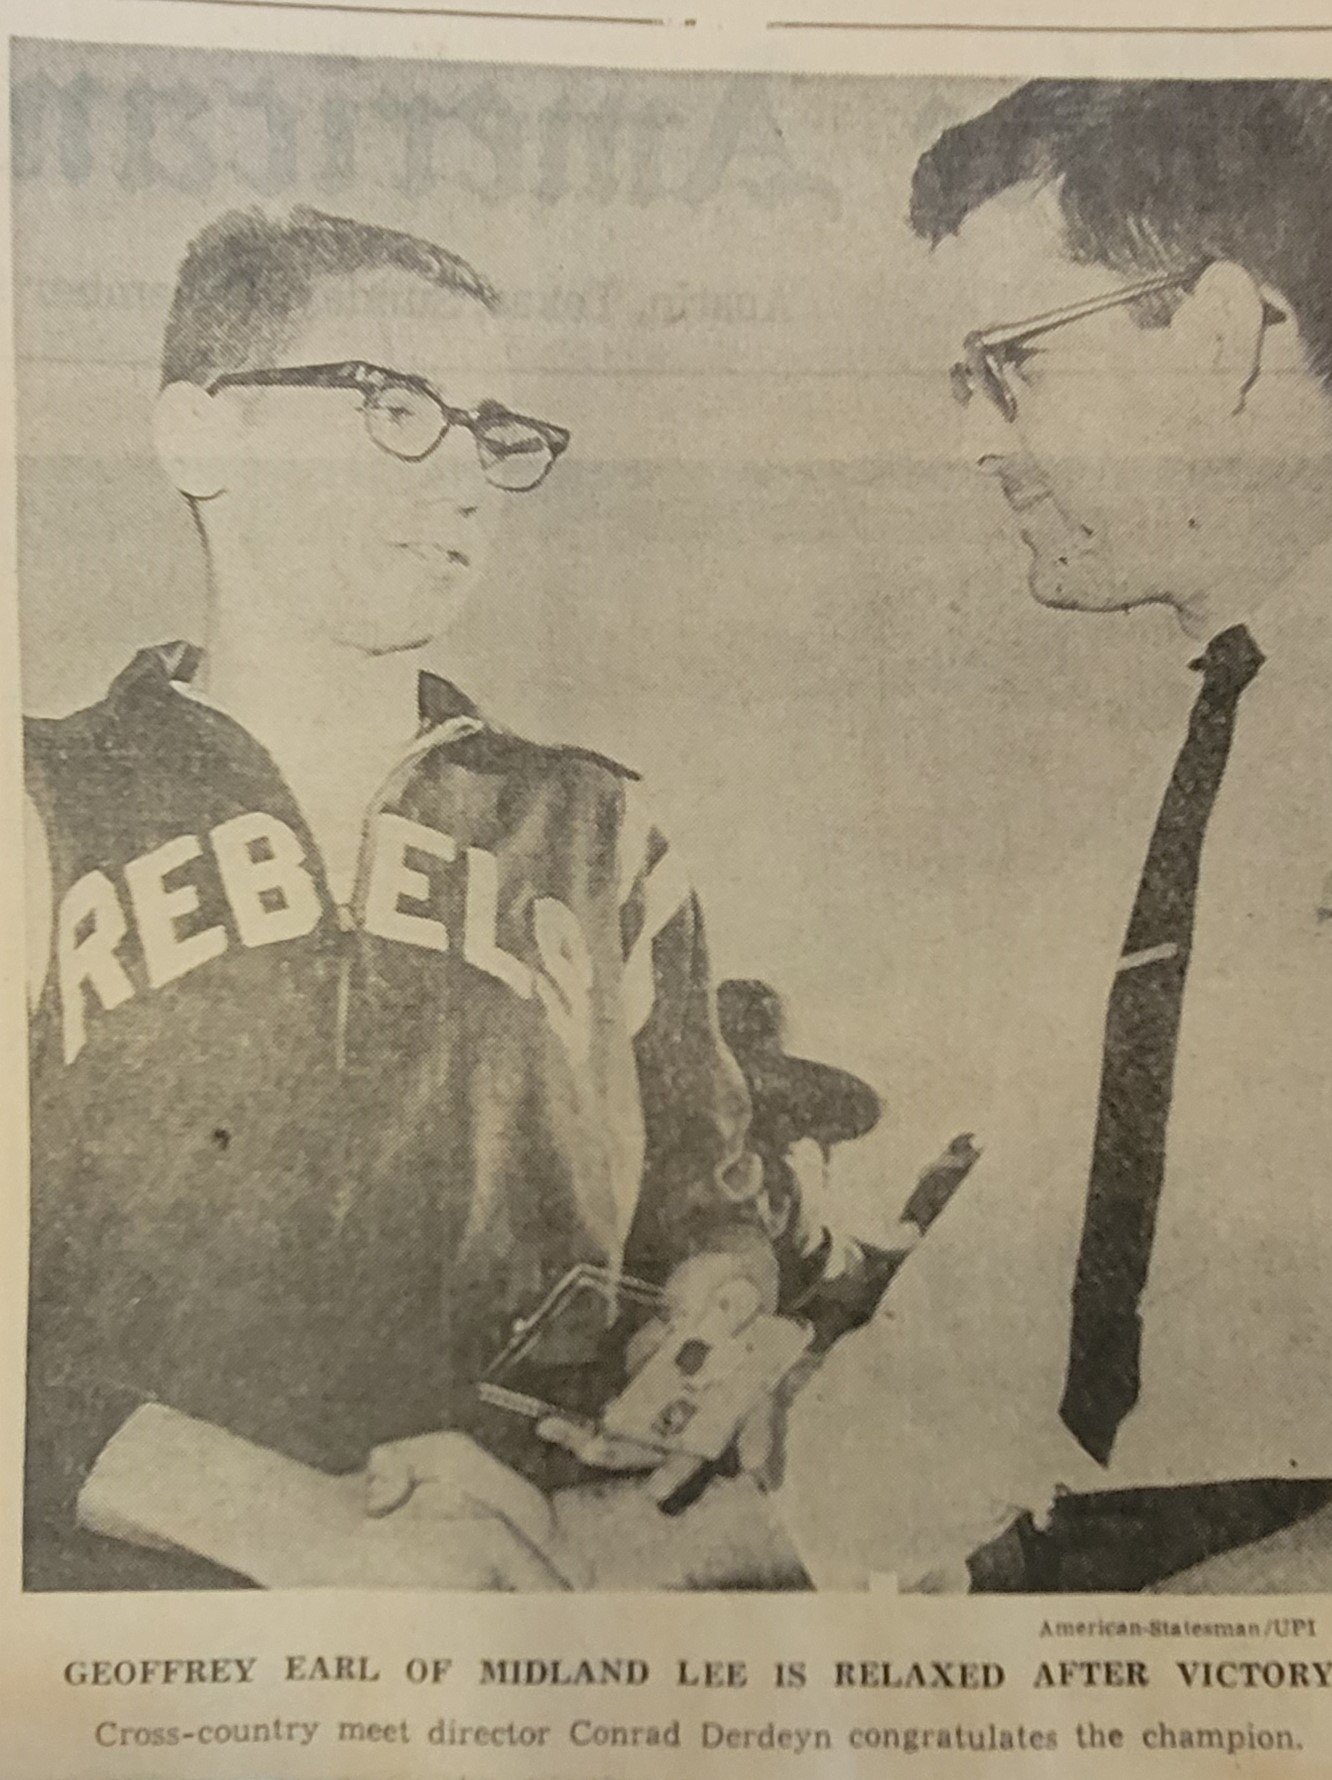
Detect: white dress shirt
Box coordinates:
(777, 545, 1332, 1589)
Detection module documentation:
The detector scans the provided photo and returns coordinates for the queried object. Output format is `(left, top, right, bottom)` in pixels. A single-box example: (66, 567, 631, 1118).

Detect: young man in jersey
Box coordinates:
(23, 207, 777, 1590)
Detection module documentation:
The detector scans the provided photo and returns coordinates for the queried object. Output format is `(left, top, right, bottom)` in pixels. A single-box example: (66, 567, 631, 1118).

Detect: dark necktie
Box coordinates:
(1060, 623, 1265, 1465)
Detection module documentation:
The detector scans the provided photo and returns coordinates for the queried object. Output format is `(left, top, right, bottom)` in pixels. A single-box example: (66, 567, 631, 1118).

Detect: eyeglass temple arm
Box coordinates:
(969, 267, 1289, 358)
(207, 364, 368, 394)
(968, 268, 1208, 354)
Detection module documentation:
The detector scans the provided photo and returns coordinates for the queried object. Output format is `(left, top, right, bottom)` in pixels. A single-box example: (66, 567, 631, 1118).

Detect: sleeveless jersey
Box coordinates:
(25, 644, 761, 1588)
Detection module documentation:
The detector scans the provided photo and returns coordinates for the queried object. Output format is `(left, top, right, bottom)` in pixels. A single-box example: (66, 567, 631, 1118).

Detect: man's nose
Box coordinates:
(418, 446, 490, 510)
(962, 388, 1014, 462)
(410, 491, 484, 528)
(428, 420, 492, 493)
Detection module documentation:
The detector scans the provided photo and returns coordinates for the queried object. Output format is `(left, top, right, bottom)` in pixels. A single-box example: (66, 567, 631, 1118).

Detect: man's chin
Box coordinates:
(1024, 545, 1137, 614)
(326, 620, 437, 657)
(334, 586, 471, 656)
(362, 634, 435, 657)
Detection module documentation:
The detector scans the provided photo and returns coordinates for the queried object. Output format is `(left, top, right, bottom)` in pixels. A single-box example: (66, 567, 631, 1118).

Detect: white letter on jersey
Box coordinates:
(533, 896, 594, 1066)
(463, 846, 532, 997)
(25, 793, 53, 1012)
(123, 834, 227, 991)
(621, 846, 691, 1037)
(211, 812, 322, 948)
(57, 870, 136, 1063)
(363, 812, 455, 951)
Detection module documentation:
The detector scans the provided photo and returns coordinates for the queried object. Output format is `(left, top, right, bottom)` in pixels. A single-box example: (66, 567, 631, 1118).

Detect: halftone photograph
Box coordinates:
(15, 33, 1332, 1599)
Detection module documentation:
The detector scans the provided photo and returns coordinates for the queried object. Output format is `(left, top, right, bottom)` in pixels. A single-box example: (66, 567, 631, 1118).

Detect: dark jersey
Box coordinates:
(25, 644, 763, 1588)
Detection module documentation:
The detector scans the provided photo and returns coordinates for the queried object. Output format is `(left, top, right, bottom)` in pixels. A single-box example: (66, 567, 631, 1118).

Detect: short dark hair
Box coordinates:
(911, 80, 1332, 383)
(160, 206, 498, 388)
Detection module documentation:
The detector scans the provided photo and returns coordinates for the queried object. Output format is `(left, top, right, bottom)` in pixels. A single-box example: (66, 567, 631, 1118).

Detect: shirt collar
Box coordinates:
(416, 669, 485, 732)
(140, 641, 490, 742)
(1213, 535, 1332, 671)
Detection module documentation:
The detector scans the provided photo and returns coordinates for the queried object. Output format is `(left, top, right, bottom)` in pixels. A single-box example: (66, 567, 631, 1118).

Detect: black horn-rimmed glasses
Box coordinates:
(206, 360, 571, 492)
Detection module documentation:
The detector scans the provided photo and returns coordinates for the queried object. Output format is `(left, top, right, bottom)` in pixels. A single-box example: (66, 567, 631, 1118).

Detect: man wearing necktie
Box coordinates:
(767, 79, 1332, 1593)
(498, 77, 1332, 1596)
(447, 78, 1332, 1596)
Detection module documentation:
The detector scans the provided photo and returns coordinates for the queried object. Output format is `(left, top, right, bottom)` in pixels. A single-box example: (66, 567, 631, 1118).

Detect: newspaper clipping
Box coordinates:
(6, 0, 1332, 1772)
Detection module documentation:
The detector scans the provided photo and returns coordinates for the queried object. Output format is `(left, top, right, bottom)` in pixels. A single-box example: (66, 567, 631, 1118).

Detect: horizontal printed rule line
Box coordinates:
(115, 0, 1332, 25)
(767, 17, 1332, 32)
(126, 0, 672, 23)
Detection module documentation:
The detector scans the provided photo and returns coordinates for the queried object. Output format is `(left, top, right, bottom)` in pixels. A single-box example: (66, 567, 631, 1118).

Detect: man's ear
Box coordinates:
(1170, 261, 1269, 417)
(152, 381, 233, 499)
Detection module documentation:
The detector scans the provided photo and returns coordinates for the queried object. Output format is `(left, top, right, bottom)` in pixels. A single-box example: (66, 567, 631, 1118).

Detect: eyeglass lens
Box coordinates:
(364, 384, 443, 461)
(363, 382, 557, 490)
